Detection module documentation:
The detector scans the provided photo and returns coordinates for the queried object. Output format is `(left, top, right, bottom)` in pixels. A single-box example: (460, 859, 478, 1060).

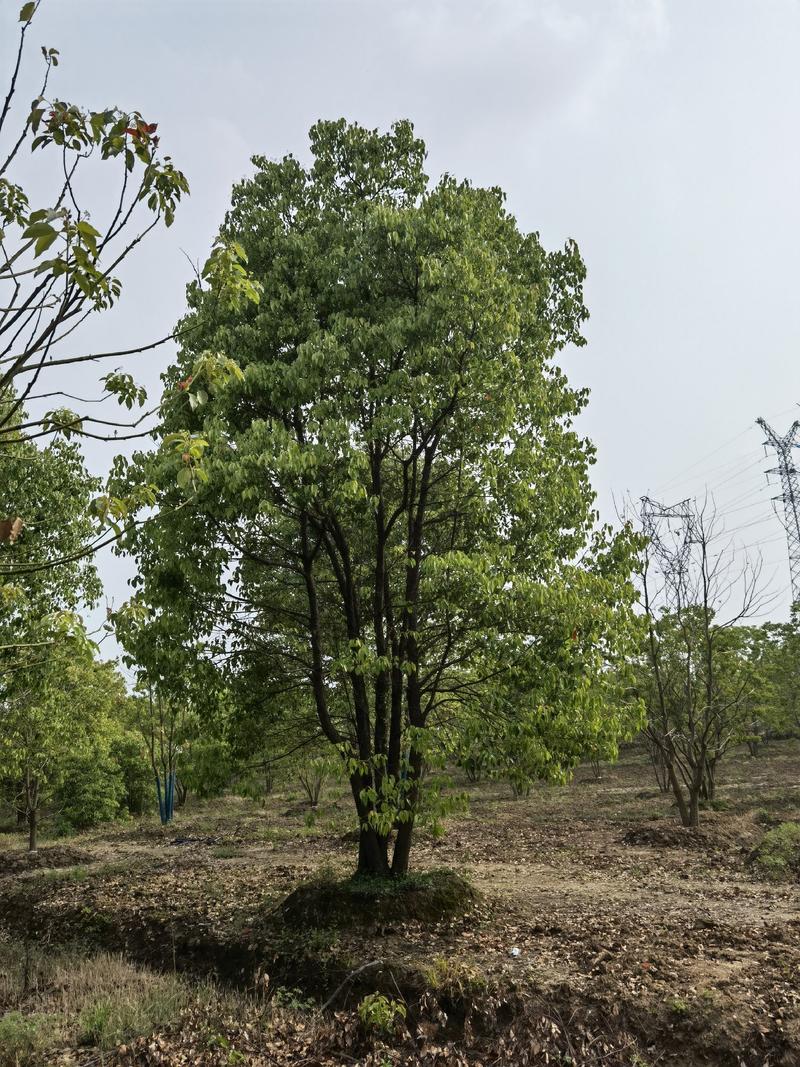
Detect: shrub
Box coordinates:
(55, 749, 126, 833)
(297, 755, 339, 807)
(111, 733, 152, 816)
(751, 822, 800, 882)
(180, 737, 235, 799)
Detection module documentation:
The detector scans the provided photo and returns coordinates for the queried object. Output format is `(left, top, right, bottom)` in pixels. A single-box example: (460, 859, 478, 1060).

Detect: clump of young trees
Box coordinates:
(0, 643, 152, 850)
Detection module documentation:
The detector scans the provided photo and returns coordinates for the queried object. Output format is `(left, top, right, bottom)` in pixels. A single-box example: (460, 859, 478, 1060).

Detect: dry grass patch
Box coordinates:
(0, 943, 194, 1063)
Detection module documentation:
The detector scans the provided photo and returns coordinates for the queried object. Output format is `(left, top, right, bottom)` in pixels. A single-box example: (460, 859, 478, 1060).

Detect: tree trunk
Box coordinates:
(27, 806, 37, 854)
(263, 761, 274, 795)
(666, 762, 692, 827)
(350, 771, 390, 877)
(24, 772, 39, 853)
(391, 819, 414, 877)
(704, 758, 717, 803)
(647, 743, 671, 793)
(391, 747, 423, 876)
(357, 826, 390, 877)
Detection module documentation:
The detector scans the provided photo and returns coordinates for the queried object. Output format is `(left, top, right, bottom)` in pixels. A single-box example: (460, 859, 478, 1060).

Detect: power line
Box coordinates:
(651, 404, 798, 496)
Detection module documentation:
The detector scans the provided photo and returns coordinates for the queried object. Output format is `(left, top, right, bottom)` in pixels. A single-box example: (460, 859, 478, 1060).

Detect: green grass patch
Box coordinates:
(211, 845, 243, 860)
(34, 863, 91, 884)
(76, 976, 188, 1050)
(0, 943, 194, 1062)
(0, 1011, 60, 1067)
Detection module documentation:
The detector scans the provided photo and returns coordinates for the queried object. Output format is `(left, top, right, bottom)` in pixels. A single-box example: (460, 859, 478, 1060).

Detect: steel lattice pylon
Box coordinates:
(757, 418, 800, 606)
(640, 496, 697, 608)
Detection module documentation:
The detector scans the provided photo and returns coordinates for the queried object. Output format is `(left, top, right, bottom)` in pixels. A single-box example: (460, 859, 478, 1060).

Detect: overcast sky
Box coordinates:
(4, 0, 800, 639)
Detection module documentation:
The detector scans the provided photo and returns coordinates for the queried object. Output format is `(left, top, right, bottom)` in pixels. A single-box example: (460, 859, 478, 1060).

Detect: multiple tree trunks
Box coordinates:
(118, 120, 640, 880)
(639, 499, 768, 829)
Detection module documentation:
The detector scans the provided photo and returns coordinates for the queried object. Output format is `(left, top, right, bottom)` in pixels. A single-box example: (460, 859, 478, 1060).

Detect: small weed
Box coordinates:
(422, 955, 487, 995)
(205, 1031, 247, 1063)
(357, 992, 406, 1036)
(270, 986, 315, 1012)
(668, 996, 689, 1016)
(212, 845, 242, 860)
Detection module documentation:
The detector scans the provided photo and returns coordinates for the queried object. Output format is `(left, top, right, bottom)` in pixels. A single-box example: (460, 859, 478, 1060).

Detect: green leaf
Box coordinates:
(76, 220, 101, 239)
(34, 230, 58, 256)
(19, 2, 35, 23)
(22, 220, 56, 239)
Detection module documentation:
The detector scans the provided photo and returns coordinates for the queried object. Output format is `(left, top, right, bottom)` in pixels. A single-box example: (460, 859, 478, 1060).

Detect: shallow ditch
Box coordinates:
(1, 871, 797, 1067)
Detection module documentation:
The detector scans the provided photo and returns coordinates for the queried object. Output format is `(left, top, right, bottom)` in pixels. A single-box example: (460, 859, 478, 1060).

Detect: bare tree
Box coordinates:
(635, 497, 767, 827)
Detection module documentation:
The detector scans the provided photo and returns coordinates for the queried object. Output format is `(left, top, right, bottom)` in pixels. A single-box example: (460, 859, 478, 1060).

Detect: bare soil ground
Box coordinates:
(1, 743, 799, 1066)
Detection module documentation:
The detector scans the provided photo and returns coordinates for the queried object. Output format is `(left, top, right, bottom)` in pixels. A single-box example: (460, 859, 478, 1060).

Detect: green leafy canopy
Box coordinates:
(119, 119, 643, 874)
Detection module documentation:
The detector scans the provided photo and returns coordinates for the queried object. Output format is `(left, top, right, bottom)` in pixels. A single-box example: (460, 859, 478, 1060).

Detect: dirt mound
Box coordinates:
(280, 868, 477, 929)
(0, 845, 93, 876)
(621, 817, 750, 854)
(622, 823, 713, 850)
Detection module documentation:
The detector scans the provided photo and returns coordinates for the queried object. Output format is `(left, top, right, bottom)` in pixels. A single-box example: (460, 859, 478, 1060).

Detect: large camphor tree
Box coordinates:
(119, 120, 642, 877)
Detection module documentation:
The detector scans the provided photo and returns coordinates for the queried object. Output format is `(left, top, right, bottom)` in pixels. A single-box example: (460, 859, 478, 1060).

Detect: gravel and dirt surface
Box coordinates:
(1, 743, 799, 1065)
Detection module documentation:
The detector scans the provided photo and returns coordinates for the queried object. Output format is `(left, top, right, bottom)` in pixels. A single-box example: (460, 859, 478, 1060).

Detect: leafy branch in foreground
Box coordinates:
(0, 2, 260, 577)
(0, 1, 190, 439)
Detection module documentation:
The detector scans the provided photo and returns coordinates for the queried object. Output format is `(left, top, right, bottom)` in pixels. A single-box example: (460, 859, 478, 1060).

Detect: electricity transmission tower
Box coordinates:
(757, 417, 800, 606)
(640, 496, 697, 607)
